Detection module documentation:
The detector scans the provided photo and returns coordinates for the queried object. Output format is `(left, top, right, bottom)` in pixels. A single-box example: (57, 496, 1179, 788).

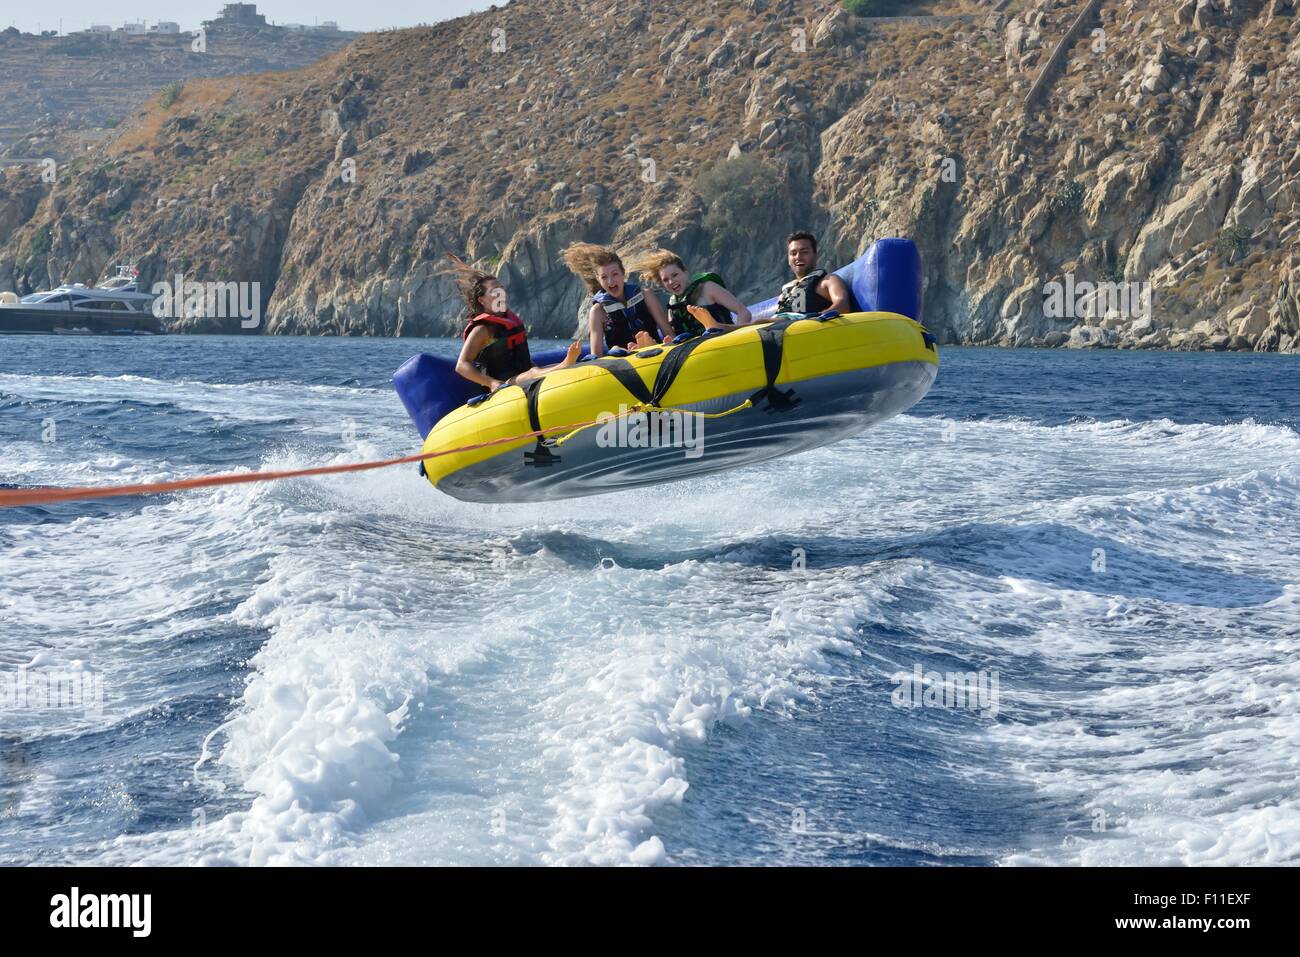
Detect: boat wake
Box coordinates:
(1, 355, 1296, 866)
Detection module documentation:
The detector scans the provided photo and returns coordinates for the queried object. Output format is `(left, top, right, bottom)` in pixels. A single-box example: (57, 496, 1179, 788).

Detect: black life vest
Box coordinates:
(777, 269, 833, 315)
(463, 310, 532, 382)
(667, 272, 732, 336)
(592, 281, 658, 349)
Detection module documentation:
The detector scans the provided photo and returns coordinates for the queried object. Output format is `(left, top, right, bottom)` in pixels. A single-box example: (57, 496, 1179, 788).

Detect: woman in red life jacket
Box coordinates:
(447, 256, 581, 392)
(560, 243, 675, 357)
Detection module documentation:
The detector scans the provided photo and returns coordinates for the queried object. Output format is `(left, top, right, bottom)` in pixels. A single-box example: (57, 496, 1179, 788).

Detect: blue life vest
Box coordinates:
(592, 281, 658, 349)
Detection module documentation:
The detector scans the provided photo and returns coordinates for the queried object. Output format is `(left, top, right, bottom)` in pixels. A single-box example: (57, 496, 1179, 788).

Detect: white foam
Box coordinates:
(5, 367, 1297, 866)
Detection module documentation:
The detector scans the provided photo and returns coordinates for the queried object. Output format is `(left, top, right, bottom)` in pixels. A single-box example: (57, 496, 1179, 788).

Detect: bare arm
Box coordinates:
(455, 326, 501, 390)
(821, 274, 854, 314)
(588, 303, 607, 357)
(705, 282, 752, 325)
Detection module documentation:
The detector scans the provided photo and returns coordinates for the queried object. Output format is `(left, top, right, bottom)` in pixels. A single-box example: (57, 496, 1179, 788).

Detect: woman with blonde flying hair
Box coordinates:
(444, 255, 581, 393)
(630, 249, 752, 338)
(561, 242, 675, 357)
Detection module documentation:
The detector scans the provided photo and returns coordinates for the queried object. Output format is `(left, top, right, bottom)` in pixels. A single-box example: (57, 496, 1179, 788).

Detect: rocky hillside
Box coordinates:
(0, 0, 1297, 352)
(0, 25, 358, 164)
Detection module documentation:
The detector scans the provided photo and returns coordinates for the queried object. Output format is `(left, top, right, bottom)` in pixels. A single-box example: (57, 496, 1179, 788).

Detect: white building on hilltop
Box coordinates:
(282, 21, 340, 33)
(80, 20, 184, 37)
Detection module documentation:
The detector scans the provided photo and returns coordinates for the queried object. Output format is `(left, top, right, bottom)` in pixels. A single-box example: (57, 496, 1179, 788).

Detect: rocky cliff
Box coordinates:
(0, 25, 358, 164)
(0, 0, 1297, 351)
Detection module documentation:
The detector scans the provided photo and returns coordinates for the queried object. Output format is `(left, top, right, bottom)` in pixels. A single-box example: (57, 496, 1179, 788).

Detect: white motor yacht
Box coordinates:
(0, 266, 163, 335)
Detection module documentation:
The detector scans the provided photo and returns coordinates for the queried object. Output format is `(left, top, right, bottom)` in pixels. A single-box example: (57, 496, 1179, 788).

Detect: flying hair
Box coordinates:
(440, 254, 500, 316)
(560, 243, 625, 295)
(629, 249, 687, 289)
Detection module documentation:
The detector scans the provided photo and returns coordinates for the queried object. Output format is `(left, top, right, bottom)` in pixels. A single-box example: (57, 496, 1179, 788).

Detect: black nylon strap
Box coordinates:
(588, 356, 654, 406)
(651, 335, 712, 405)
(750, 317, 801, 412)
(523, 357, 655, 432)
(755, 317, 797, 386)
(519, 377, 562, 465)
(521, 377, 546, 433)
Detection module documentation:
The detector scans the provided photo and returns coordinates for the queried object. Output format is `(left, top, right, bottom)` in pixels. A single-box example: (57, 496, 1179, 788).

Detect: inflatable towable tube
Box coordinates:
(393, 237, 936, 502)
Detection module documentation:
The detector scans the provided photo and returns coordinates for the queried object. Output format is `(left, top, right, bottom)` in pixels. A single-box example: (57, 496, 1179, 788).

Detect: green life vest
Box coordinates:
(667, 272, 732, 335)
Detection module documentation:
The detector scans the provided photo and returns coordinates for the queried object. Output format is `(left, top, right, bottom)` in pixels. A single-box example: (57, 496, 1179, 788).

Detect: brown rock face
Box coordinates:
(0, 0, 1296, 352)
(0, 25, 359, 164)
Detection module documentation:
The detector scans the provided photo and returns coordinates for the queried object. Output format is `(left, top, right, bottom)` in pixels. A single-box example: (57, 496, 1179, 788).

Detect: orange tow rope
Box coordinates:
(0, 416, 606, 508)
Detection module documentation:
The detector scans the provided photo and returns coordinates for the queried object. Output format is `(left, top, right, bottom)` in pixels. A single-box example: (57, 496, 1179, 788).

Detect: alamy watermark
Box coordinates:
(1043, 273, 1152, 321)
(1, 665, 103, 716)
(50, 887, 151, 937)
(891, 664, 1000, 717)
(0, 157, 58, 183)
(151, 274, 261, 329)
(594, 404, 704, 459)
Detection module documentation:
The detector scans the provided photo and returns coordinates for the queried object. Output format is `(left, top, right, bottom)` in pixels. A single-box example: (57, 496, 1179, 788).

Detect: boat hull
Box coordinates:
(0, 308, 163, 335)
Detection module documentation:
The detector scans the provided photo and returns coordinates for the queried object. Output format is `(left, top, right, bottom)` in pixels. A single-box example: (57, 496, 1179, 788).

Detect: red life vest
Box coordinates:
(463, 310, 533, 381)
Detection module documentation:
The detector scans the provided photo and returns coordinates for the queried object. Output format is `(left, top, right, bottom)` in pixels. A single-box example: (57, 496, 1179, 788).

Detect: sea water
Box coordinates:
(0, 336, 1296, 865)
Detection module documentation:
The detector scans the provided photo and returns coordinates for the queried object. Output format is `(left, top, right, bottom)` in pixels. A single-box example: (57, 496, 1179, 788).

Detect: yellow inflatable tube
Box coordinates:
(419, 311, 937, 503)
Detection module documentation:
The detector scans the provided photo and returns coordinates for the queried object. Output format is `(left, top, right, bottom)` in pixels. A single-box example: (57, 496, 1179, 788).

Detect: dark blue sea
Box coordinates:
(1, 336, 1297, 865)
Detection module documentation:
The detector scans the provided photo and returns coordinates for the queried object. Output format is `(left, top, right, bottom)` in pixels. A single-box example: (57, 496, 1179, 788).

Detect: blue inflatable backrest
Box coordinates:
(393, 343, 594, 440)
(393, 353, 482, 440)
(852, 237, 923, 321)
